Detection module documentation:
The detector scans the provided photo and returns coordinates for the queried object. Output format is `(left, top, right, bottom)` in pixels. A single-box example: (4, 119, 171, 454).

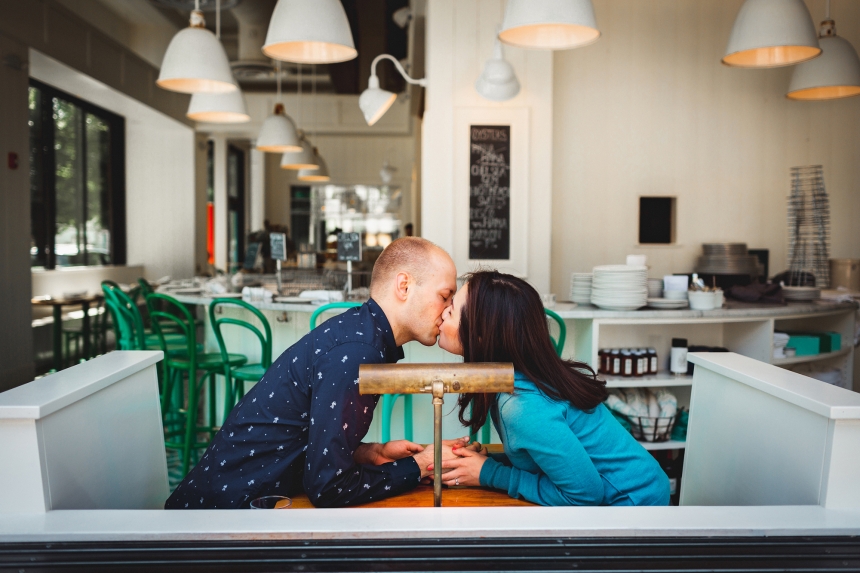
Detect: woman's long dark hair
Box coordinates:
(457, 270, 607, 435)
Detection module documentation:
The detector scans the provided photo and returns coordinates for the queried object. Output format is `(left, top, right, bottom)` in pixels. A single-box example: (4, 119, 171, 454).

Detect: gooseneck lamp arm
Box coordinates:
(359, 363, 514, 507)
(369, 54, 427, 87)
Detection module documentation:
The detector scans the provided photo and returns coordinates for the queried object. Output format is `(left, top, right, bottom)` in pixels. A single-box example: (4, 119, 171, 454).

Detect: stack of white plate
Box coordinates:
(647, 298, 689, 309)
(590, 265, 648, 310)
(569, 273, 593, 304)
(782, 286, 821, 301)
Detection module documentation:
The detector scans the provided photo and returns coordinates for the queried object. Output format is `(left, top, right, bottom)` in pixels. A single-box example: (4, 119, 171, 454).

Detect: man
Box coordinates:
(166, 237, 459, 509)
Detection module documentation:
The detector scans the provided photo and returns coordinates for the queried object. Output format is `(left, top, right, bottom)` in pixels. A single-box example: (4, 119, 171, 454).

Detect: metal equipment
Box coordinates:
(359, 363, 515, 507)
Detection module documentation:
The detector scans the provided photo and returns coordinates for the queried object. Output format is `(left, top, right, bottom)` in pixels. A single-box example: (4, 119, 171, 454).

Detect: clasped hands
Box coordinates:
(354, 437, 489, 482)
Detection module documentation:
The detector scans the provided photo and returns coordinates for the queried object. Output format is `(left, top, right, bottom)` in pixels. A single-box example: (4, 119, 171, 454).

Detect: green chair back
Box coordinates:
(309, 302, 363, 330)
(545, 308, 567, 357)
(146, 293, 197, 363)
(101, 281, 146, 350)
(137, 278, 154, 299)
(209, 298, 273, 369)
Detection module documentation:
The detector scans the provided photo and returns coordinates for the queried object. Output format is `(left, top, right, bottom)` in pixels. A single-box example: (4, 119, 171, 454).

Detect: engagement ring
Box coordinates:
(454, 478, 459, 486)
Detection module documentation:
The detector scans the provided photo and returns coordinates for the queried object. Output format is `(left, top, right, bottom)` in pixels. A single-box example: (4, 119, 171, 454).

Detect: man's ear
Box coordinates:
(394, 272, 410, 302)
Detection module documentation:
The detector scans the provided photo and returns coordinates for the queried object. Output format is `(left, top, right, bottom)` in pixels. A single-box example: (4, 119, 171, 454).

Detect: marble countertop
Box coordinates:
(171, 293, 856, 321)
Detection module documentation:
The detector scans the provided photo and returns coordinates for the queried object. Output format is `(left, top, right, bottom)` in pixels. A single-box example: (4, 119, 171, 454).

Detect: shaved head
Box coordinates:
(370, 237, 458, 346)
(370, 237, 440, 296)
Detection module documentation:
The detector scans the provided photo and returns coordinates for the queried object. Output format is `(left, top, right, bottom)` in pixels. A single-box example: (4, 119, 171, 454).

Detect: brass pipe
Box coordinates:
(432, 379, 444, 507)
(358, 362, 515, 508)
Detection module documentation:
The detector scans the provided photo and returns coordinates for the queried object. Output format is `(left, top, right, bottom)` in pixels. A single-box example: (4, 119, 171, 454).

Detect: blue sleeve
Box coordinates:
(479, 395, 605, 506)
(303, 341, 420, 507)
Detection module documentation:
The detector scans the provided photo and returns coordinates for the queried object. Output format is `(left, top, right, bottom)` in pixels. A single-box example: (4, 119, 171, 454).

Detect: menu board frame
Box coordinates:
(454, 107, 529, 278)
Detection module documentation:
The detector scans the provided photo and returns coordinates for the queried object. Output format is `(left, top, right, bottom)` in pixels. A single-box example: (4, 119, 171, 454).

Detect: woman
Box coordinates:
(436, 271, 669, 506)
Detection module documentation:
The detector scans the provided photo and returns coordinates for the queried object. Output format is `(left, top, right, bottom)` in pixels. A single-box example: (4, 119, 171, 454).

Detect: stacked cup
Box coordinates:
(570, 272, 593, 304)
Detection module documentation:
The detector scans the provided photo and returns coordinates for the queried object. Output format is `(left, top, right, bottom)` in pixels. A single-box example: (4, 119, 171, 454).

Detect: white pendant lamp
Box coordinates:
(359, 54, 426, 126)
(187, 90, 250, 123)
(475, 39, 521, 101)
(157, 3, 237, 93)
(256, 63, 301, 152)
(263, 0, 357, 64)
(499, 0, 600, 51)
(722, 0, 820, 68)
(787, 4, 860, 101)
(298, 150, 330, 182)
(280, 137, 319, 170)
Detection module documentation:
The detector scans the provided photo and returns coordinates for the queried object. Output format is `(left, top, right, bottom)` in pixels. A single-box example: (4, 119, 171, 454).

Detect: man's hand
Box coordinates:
(354, 441, 424, 465)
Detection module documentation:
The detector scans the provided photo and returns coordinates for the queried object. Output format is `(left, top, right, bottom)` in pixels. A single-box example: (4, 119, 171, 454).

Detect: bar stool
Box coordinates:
(148, 292, 247, 476)
(209, 298, 273, 419)
(309, 302, 413, 443)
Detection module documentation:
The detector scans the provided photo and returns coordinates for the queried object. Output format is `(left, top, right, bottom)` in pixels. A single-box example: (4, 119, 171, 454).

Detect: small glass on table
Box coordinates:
(250, 496, 292, 509)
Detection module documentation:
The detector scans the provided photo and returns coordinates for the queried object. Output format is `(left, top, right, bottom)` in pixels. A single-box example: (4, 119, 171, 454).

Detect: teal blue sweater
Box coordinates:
(479, 373, 670, 506)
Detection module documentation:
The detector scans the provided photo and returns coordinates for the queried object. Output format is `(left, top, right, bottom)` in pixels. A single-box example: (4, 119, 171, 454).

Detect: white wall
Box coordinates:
(30, 50, 197, 281)
(0, 32, 34, 390)
(421, 0, 554, 292)
(551, 0, 860, 295)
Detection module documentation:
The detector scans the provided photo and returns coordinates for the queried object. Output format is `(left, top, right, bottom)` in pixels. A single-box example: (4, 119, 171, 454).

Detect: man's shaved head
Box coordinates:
(370, 237, 439, 296)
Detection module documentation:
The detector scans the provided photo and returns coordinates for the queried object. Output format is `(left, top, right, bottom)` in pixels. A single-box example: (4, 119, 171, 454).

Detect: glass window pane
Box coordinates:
(227, 152, 239, 198)
(86, 113, 111, 265)
(228, 211, 238, 267)
(53, 97, 85, 267)
(29, 86, 47, 268)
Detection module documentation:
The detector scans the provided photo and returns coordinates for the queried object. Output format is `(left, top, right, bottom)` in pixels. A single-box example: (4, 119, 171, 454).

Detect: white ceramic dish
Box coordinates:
(647, 298, 689, 309)
(688, 291, 716, 310)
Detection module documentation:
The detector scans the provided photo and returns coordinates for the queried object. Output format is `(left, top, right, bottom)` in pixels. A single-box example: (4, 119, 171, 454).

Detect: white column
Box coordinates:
(250, 146, 265, 232)
(212, 135, 228, 272)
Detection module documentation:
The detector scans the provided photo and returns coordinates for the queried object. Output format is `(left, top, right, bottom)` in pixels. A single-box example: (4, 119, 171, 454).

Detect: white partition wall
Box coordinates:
(0, 352, 167, 512)
(681, 353, 860, 508)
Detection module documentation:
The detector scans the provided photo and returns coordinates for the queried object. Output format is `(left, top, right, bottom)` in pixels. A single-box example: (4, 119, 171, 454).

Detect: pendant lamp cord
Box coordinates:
(312, 64, 316, 143)
(195, 0, 200, 12)
(297, 64, 302, 130)
(825, 0, 830, 19)
(276, 61, 281, 103)
(216, 0, 220, 38)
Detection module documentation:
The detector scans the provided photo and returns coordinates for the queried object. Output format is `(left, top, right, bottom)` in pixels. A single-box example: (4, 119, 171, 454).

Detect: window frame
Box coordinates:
(29, 78, 126, 270)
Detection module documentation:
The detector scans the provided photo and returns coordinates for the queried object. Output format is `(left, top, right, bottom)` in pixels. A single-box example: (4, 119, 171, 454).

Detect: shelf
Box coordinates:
(639, 439, 686, 451)
(604, 373, 693, 388)
(772, 346, 851, 366)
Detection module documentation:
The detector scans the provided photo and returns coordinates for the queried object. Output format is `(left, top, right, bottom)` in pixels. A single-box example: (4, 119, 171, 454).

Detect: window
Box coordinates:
(226, 144, 245, 271)
(639, 197, 675, 245)
(291, 186, 311, 251)
(29, 80, 125, 269)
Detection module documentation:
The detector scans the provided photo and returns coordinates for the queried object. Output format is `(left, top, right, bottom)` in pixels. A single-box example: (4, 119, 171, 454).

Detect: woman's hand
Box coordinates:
(429, 445, 488, 487)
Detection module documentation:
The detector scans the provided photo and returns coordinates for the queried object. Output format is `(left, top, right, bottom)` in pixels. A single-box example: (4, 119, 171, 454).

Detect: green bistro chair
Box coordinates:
(209, 298, 273, 419)
(101, 281, 186, 352)
(309, 302, 414, 443)
(148, 292, 247, 476)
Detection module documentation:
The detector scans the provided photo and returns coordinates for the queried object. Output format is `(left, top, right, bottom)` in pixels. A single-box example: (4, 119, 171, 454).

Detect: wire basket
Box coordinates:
(625, 415, 676, 442)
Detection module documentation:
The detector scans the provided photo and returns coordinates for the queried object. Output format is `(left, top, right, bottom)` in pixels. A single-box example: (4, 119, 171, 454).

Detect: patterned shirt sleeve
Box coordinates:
(303, 341, 420, 507)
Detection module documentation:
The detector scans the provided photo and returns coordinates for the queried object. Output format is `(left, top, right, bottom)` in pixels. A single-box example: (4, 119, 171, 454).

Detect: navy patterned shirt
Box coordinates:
(165, 298, 420, 509)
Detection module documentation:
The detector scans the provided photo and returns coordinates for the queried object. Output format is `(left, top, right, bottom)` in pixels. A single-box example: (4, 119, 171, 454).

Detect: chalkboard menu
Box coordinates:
(270, 233, 287, 261)
(337, 232, 362, 262)
(469, 125, 510, 260)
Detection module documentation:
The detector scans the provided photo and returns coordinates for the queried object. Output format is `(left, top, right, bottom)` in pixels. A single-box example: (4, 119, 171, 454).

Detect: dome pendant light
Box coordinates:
(359, 54, 426, 126)
(475, 38, 521, 101)
(256, 62, 301, 153)
(281, 63, 320, 170)
(187, 90, 250, 123)
(722, 0, 820, 68)
(298, 149, 330, 181)
(186, 2, 248, 122)
(157, 0, 237, 93)
(499, 0, 600, 51)
(263, 0, 357, 64)
(787, 2, 860, 100)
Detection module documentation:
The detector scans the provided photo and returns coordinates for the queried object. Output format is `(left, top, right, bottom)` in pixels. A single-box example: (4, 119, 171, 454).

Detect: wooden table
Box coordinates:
(287, 445, 535, 509)
(32, 293, 102, 371)
(288, 484, 536, 509)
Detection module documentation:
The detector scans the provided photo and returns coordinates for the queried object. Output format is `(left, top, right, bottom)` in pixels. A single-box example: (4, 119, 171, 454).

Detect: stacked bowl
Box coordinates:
(590, 265, 648, 310)
(570, 273, 593, 304)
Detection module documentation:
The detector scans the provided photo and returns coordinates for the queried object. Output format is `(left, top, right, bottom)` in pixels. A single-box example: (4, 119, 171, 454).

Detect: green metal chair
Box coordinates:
(209, 298, 273, 419)
(148, 292, 248, 476)
(545, 308, 567, 357)
(309, 302, 414, 443)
